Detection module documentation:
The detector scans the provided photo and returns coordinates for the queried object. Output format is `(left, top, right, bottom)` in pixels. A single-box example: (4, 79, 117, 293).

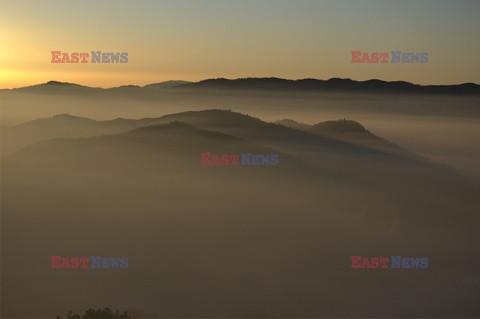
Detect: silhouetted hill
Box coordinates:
(311, 119, 369, 134)
(1, 114, 140, 154)
(277, 118, 370, 134)
(0, 110, 455, 167)
(309, 119, 418, 159)
(3, 110, 469, 184)
(274, 118, 425, 161)
(136, 110, 413, 161)
(273, 119, 311, 131)
(42, 80, 82, 87)
(3, 78, 479, 95)
(130, 121, 247, 142)
(177, 77, 480, 95)
(6, 80, 102, 94)
(21, 113, 97, 126)
(144, 80, 192, 89)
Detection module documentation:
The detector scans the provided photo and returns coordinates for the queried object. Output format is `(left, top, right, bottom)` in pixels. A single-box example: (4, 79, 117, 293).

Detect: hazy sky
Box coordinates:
(1, 0, 479, 88)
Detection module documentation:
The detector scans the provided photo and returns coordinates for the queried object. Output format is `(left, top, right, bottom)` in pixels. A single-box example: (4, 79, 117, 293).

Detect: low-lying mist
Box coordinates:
(1, 91, 479, 317)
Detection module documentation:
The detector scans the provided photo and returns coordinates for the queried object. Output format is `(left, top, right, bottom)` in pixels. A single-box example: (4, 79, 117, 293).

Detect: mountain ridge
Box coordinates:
(3, 77, 479, 95)
(1, 110, 444, 169)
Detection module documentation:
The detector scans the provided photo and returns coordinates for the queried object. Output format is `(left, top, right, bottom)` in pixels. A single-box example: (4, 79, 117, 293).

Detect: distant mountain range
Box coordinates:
(3, 78, 479, 95)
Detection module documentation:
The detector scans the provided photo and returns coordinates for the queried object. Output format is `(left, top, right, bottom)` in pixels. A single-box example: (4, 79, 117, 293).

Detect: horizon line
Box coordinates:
(2, 77, 480, 90)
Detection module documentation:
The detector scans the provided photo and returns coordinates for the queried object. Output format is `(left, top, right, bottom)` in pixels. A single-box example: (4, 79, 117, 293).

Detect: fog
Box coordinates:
(1, 89, 479, 318)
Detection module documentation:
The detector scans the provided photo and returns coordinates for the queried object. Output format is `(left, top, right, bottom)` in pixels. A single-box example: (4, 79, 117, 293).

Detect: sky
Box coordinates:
(1, 0, 479, 88)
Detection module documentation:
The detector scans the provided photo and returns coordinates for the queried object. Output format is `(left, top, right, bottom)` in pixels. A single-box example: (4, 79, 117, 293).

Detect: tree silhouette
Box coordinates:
(64, 307, 131, 318)
(81, 307, 130, 318)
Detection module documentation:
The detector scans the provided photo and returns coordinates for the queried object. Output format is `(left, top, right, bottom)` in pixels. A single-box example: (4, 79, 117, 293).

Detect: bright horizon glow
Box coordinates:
(1, 0, 479, 89)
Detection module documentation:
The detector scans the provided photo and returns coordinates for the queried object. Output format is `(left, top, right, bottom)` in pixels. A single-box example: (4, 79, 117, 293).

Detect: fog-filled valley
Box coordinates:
(1, 85, 480, 317)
